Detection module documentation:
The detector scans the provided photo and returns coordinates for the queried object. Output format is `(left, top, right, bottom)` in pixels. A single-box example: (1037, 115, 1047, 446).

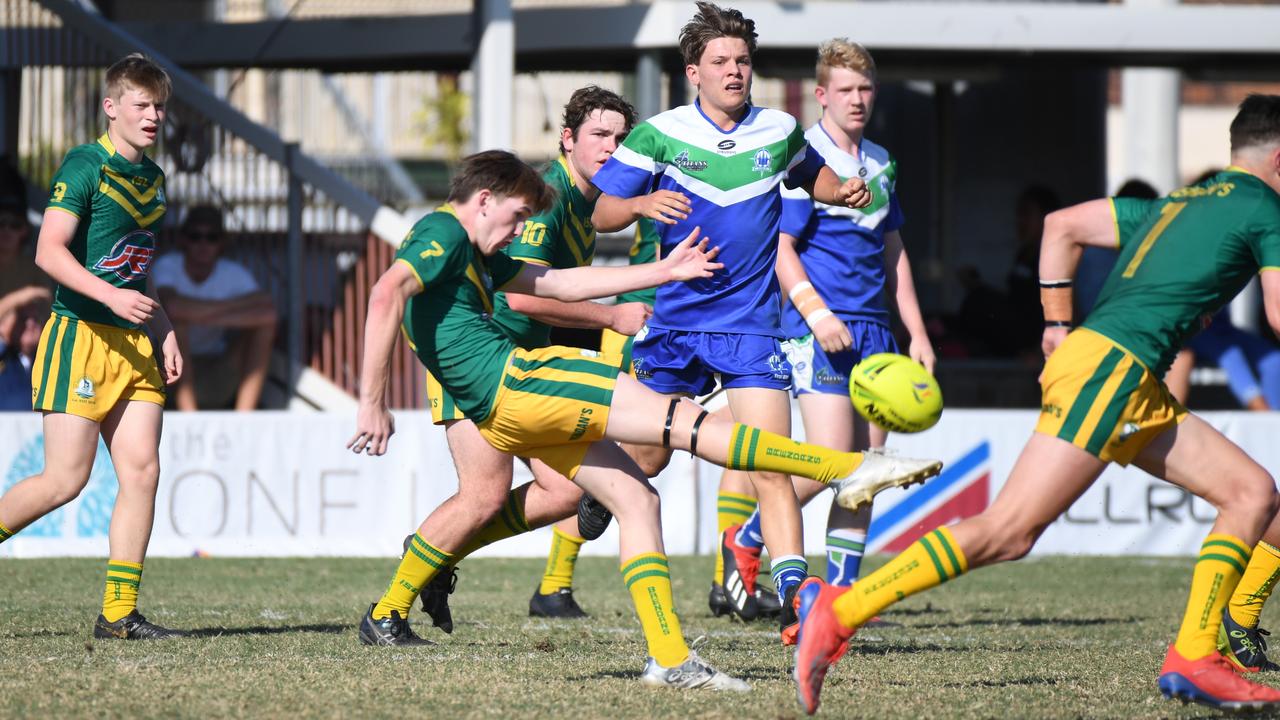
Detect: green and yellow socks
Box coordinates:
(834, 527, 968, 629)
(1174, 533, 1251, 660)
(455, 488, 532, 559)
(0, 519, 12, 544)
(102, 560, 143, 623)
(373, 533, 454, 620)
(539, 525, 586, 595)
(723, 423, 861, 483)
(622, 552, 688, 668)
(714, 491, 757, 582)
(1226, 541, 1280, 630)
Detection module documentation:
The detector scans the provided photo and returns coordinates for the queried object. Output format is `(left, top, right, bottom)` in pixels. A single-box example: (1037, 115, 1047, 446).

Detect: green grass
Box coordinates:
(0, 555, 1257, 718)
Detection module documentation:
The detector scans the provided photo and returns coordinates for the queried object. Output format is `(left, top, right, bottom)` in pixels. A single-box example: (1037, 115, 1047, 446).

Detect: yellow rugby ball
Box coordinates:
(849, 353, 943, 433)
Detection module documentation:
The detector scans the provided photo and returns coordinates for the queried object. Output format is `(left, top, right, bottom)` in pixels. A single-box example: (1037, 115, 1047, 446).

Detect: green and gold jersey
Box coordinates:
(490, 156, 597, 348)
(46, 134, 166, 328)
(1084, 168, 1280, 376)
(616, 217, 660, 306)
(397, 205, 526, 421)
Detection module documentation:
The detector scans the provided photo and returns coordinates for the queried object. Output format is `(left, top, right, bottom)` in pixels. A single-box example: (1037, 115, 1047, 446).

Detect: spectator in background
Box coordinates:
(1075, 178, 1158, 317)
(152, 205, 276, 411)
(952, 184, 1061, 359)
(1186, 309, 1280, 411)
(0, 290, 51, 410)
(0, 196, 53, 326)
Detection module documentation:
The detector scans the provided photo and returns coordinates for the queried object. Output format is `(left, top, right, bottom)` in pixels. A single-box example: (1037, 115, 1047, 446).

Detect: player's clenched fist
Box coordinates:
(834, 177, 871, 209)
(609, 302, 652, 336)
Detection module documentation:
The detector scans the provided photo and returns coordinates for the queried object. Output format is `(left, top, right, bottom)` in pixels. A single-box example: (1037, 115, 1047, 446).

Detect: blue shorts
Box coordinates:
(783, 320, 898, 397)
(631, 326, 791, 395)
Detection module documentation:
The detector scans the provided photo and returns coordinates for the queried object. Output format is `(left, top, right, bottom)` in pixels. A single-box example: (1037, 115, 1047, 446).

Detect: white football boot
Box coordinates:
(640, 651, 751, 691)
(832, 448, 942, 510)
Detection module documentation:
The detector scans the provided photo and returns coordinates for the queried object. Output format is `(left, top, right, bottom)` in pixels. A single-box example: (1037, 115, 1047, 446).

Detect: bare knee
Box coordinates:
(117, 460, 161, 496)
(1218, 470, 1280, 527)
(611, 482, 661, 525)
(626, 443, 672, 478)
(40, 471, 92, 507)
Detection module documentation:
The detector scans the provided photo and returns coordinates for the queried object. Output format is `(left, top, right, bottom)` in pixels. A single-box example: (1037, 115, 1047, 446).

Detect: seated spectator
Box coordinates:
(153, 206, 276, 411)
(1186, 310, 1280, 411)
(0, 196, 52, 325)
(0, 290, 51, 410)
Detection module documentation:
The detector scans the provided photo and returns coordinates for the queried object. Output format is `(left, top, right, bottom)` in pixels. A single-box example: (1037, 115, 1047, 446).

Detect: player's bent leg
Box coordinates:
(1218, 537, 1280, 672)
(572, 440, 747, 691)
(0, 412, 99, 537)
(95, 399, 182, 639)
(794, 433, 1103, 713)
(1129, 415, 1280, 707)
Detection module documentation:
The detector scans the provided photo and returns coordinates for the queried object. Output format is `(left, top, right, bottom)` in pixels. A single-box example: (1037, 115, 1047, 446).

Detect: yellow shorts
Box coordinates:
(426, 370, 467, 425)
(1035, 327, 1186, 465)
(600, 328, 638, 376)
(31, 314, 165, 422)
(476, 345, 621, 479)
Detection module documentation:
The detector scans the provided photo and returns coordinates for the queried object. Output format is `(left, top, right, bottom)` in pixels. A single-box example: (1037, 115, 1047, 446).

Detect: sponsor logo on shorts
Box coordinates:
(816, 368, 846, 387)
(569, 407, 594, 441)
(768, 352, 789, 381)
(1116, 422, 1141, 444)
(74, 376, 95, 400)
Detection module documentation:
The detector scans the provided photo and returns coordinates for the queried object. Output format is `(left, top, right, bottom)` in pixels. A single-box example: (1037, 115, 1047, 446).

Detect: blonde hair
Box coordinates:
(816, 38, 877, 86)
(105, 52, 171, 102)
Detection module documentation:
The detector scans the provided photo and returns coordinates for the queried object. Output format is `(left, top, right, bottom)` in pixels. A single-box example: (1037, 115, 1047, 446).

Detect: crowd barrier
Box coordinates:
(2, 409, 1273, 558)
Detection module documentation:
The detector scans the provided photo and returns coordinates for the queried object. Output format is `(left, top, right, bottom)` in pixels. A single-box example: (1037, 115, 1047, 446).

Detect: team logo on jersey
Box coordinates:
(752, 149, 773, 175)
(879, 175, 891, 196)
(672, 150, 708, 173)
(74, 376, 95, 400)
(94, 230, 156, 281)
(716, 140, 737, 154)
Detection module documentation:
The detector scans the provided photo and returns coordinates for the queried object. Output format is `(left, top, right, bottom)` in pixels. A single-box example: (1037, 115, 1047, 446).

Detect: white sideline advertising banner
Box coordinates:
(1, 409, 1277, 559)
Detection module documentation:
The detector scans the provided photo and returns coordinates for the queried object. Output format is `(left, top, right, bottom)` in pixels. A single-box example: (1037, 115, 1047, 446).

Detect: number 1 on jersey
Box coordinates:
(1121, 202, 1186, 279)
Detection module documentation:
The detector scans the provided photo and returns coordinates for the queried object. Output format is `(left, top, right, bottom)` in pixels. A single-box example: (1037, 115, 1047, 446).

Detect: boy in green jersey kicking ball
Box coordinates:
(0, 54, 184, 639)
(350, 150, 942, 689)
(794, 94, 1280, 714)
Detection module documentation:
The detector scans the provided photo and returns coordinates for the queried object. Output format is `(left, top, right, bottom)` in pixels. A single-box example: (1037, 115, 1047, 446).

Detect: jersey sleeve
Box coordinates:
(782, 126, 826, 190)
(46, 149, 99, 218)
(394, 224, 469, 290)
(592, 122, 662, 199)
(505, 204, 562, 267)
(780, 184, 816, 239)
(488, 251, 527, 291)
(1110, 197, 1158, 250)
(1249, 198, 1280, 272)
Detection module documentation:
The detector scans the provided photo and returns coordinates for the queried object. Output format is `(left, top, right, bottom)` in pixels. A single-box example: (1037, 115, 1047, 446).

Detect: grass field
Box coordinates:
(0, 554, 1260, 718)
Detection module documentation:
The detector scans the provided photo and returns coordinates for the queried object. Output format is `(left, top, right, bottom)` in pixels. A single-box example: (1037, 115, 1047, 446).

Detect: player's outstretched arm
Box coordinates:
(502, 227, 721, 303)
(776, 231, 851, 354)
(504, 293, 652, 335)
(349, 261, 421, 457)
(884, 230, 936, 373)
(804, 165, 871, 210)
(35, 209, 158, 325)
(592, 190, 692, 232)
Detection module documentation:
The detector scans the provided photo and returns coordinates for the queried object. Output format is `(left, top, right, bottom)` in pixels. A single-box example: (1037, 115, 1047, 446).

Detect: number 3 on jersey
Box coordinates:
(1122, 202, 1186, 278)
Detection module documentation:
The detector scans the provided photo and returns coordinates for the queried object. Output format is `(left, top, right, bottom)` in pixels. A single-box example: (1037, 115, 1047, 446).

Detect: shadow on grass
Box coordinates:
(908, 615, 1131, 631)
(183, 623, 348, 638)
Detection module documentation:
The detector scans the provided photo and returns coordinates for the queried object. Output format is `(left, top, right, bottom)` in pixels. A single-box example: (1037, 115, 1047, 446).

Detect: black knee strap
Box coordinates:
(662, 398, 680, 448)
(689, 410, 710, 457)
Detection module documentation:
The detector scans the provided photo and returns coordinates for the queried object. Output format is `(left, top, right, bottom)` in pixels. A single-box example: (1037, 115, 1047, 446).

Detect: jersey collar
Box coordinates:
(694, 98, 752, 135)
(97, 133, 116, 156)
(556, 155, 586, 204)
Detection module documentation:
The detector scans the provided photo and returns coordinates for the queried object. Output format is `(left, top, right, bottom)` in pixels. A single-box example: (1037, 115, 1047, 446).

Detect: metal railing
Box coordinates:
(4, 0, 424, 408)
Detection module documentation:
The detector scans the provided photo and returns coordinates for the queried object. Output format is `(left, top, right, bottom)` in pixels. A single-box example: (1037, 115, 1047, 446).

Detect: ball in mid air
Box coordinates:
(849, 353, 943, 433)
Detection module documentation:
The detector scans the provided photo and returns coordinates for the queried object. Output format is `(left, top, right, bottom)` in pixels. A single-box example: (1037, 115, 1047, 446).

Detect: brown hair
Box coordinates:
(105, 52, 172, 102)
(1230, 94, 1280, 154)
(447, 150, 555, 212)
(678, 1, 757, 67)
(558, 86, 637, 155)
(816, 38, 877, 86)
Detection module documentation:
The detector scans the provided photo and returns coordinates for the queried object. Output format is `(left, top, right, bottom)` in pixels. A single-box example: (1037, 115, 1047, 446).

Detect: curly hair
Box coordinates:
(558, 86, 637, 155)
(678, 1, 757, 67)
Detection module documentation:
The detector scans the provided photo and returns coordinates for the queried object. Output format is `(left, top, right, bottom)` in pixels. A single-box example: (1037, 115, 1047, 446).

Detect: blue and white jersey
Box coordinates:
(593, 101, 825, 337)
(780, 125, 903, 340)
